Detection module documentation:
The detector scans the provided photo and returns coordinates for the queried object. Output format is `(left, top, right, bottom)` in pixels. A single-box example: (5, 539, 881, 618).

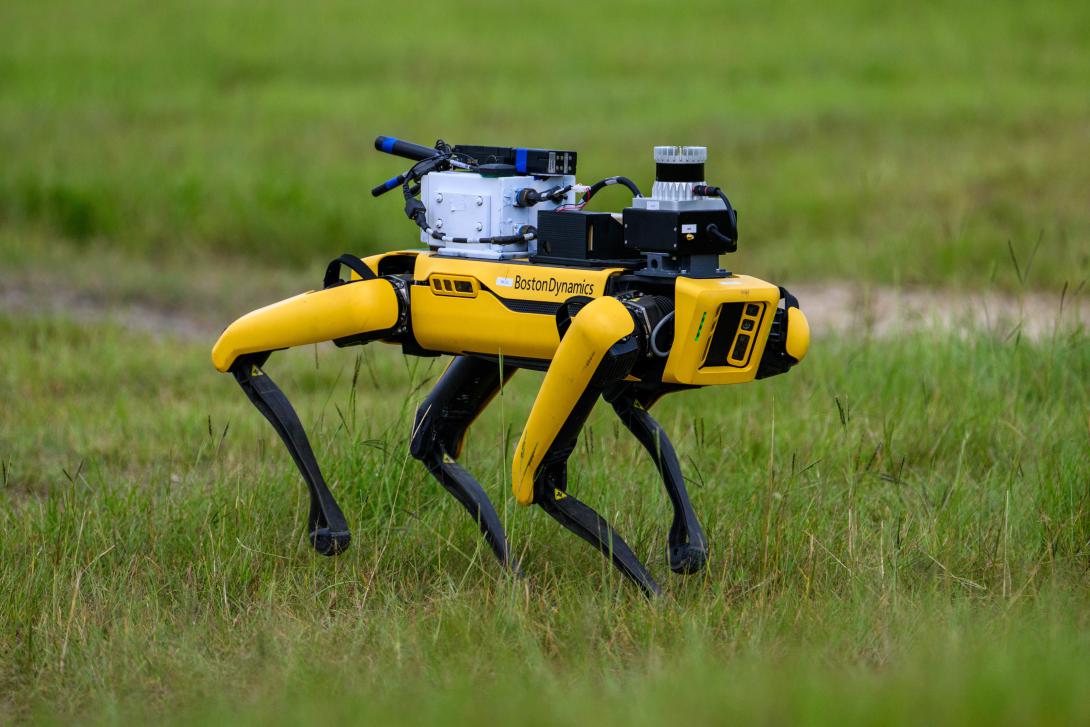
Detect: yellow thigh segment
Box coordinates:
(510, 296, 634, 505)
(211, 279, 400, 372)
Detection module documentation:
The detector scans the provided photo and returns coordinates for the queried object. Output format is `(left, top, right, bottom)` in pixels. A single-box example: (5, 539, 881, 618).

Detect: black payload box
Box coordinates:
(622, 207, 737, 255)
(533, 210, 639, 264)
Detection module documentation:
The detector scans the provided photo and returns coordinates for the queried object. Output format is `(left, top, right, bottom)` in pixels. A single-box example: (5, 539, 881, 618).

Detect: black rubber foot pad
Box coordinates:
(311, 528, 351, 556)
(669, 543, 708, 574)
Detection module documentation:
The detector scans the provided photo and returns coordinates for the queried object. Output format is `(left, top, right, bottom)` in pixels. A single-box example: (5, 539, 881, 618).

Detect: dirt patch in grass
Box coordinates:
(792, 281, 1086, 339)
(0, 281, 213, 340)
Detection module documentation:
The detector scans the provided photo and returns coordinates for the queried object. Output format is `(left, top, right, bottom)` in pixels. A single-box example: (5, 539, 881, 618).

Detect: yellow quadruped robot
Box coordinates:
(212, 135, 809, 596)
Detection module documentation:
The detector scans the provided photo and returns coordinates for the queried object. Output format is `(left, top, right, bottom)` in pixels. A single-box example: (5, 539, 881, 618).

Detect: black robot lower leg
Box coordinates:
(606, 383, 708, 574)
(231, 352, 352, 556)
(530, 335, 662, 597)
(410, 355, 518, 570)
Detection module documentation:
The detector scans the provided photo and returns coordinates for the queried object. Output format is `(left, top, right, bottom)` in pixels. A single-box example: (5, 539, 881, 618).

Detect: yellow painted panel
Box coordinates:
(409, 253, 625, 360)
(211, 278, 399, 372)
(663, 275, 781, 385)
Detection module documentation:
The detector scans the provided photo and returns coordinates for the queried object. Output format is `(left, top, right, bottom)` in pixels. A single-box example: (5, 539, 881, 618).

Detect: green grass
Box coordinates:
(1, 313, 1087, 723)
(2, 0, 1090, 289)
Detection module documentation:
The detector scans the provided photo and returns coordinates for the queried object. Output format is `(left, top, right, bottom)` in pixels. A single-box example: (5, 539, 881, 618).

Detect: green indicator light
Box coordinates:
(694, 312, 707, 342)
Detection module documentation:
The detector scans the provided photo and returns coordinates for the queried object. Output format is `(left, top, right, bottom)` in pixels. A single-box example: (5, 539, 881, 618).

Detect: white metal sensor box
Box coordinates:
(419, 171, 576, 259)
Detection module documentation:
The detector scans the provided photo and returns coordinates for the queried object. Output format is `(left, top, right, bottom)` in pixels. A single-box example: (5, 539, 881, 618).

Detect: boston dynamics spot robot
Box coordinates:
(212, 135, 810, 595)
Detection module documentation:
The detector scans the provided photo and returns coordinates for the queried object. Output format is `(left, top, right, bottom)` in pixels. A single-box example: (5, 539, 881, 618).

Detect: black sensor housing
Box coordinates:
(452, 145, 577, 176)
(533, 210, 637, 265)
(621, 207, 737, 255)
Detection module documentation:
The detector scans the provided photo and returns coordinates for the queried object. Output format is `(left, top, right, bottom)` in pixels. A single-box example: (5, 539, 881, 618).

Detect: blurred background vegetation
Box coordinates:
(2, 0, 1088, 288)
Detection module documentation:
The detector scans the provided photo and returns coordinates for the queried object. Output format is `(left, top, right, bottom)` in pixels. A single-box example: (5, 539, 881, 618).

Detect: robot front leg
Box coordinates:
(512, 297, 661, 597)
(410, 355, 518, 571)
(606, 384, 708, 574)
(231, 354, 351, 555)
(212, 272, 404, 556)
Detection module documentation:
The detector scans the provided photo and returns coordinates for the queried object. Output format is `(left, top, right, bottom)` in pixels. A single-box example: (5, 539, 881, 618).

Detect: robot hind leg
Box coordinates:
(605, 383, 708, 574)
(410, 355, 518, 572)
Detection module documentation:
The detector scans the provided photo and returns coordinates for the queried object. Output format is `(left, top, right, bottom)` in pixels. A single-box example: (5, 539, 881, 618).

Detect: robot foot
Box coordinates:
(536, 483, 661, 598)
(411, 356, 519, 573)
(232, 354, 352, 556)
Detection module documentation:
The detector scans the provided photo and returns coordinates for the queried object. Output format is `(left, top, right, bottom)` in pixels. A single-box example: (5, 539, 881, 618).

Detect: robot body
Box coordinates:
(211, 138, 810, 595)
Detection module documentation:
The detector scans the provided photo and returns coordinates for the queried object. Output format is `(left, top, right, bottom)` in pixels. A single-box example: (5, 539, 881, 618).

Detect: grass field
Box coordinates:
(1, 317, 1088, 723)
(2, 0, 1090, 723)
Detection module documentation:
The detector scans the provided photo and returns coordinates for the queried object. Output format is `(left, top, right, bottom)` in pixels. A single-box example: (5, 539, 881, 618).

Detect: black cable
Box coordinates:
(582, 176, 642, 206)
(707, 224, 736, 247)
(401, 152, 454, 228)
(693, 184, 739, 244)
(547, 185, 573, 202)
